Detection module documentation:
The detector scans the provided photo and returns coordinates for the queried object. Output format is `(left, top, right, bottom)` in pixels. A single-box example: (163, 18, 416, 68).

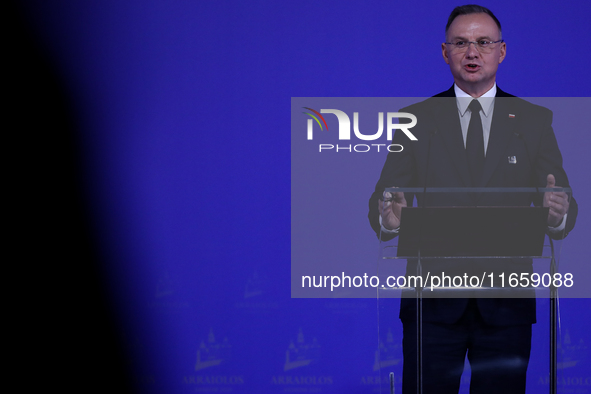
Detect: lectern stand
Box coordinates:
(376, 187, 571, 394)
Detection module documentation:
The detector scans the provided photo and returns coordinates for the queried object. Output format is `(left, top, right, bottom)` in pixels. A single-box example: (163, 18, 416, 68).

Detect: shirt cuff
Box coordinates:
(548, 213, 567, 233)
(379, 214, 400, 234)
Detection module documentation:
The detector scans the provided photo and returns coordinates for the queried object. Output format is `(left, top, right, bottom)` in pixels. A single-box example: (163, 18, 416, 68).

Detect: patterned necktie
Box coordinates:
(466, 99, 484, 186)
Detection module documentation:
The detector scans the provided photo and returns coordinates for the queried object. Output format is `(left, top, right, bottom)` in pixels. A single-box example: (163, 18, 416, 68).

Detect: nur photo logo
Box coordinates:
(303, 107, 418, 153)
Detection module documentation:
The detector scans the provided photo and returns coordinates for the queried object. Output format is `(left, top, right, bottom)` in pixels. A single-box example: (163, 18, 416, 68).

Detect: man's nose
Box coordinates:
(465, 42, 479, 57)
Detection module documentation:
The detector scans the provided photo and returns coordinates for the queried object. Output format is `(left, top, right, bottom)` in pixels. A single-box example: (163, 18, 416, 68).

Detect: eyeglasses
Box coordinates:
(445, 39, 504, 53)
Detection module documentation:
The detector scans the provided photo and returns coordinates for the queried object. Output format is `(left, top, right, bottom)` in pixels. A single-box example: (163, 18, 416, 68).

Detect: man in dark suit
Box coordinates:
(368, 5, 577, 394)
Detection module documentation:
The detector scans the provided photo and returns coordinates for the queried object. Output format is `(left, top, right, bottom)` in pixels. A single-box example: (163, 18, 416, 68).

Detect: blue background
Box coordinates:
(13, 0, 590, 392)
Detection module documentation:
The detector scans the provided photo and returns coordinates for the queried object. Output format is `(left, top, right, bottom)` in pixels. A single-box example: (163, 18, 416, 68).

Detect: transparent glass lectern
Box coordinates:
(376, 187, 573, 394)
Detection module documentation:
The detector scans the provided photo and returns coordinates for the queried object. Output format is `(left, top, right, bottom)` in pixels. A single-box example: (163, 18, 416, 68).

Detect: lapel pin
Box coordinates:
(509, 114, 516, 118)
(508, 156, 517, 164)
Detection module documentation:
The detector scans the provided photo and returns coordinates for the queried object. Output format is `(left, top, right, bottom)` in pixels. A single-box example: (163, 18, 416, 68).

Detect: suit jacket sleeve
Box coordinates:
(527, 106, 578, 239)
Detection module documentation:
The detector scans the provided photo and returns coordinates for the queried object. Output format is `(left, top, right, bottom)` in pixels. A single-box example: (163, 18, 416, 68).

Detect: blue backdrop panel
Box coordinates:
(18, 0, 590, 392)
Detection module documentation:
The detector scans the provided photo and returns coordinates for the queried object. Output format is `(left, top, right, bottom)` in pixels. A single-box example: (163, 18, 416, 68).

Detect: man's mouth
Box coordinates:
(465, 64, 480, 71)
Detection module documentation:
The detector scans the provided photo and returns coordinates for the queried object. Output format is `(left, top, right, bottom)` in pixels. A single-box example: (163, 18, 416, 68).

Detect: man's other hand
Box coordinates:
(379, 191, 407, 230)
(544, 174, 569, 227)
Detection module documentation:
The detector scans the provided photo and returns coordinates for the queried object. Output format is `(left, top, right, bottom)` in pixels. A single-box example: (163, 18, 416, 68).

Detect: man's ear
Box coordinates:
(498, 41, 506, 64)
(442, 43, 450, 64)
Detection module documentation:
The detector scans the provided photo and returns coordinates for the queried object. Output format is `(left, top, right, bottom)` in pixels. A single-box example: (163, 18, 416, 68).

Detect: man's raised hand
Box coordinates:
(544, 174, 569, 227)
(379, 191, 407, 230)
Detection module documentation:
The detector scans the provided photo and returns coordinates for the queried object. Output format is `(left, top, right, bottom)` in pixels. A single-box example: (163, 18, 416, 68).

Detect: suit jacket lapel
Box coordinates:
(479, 94, 517, 187)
